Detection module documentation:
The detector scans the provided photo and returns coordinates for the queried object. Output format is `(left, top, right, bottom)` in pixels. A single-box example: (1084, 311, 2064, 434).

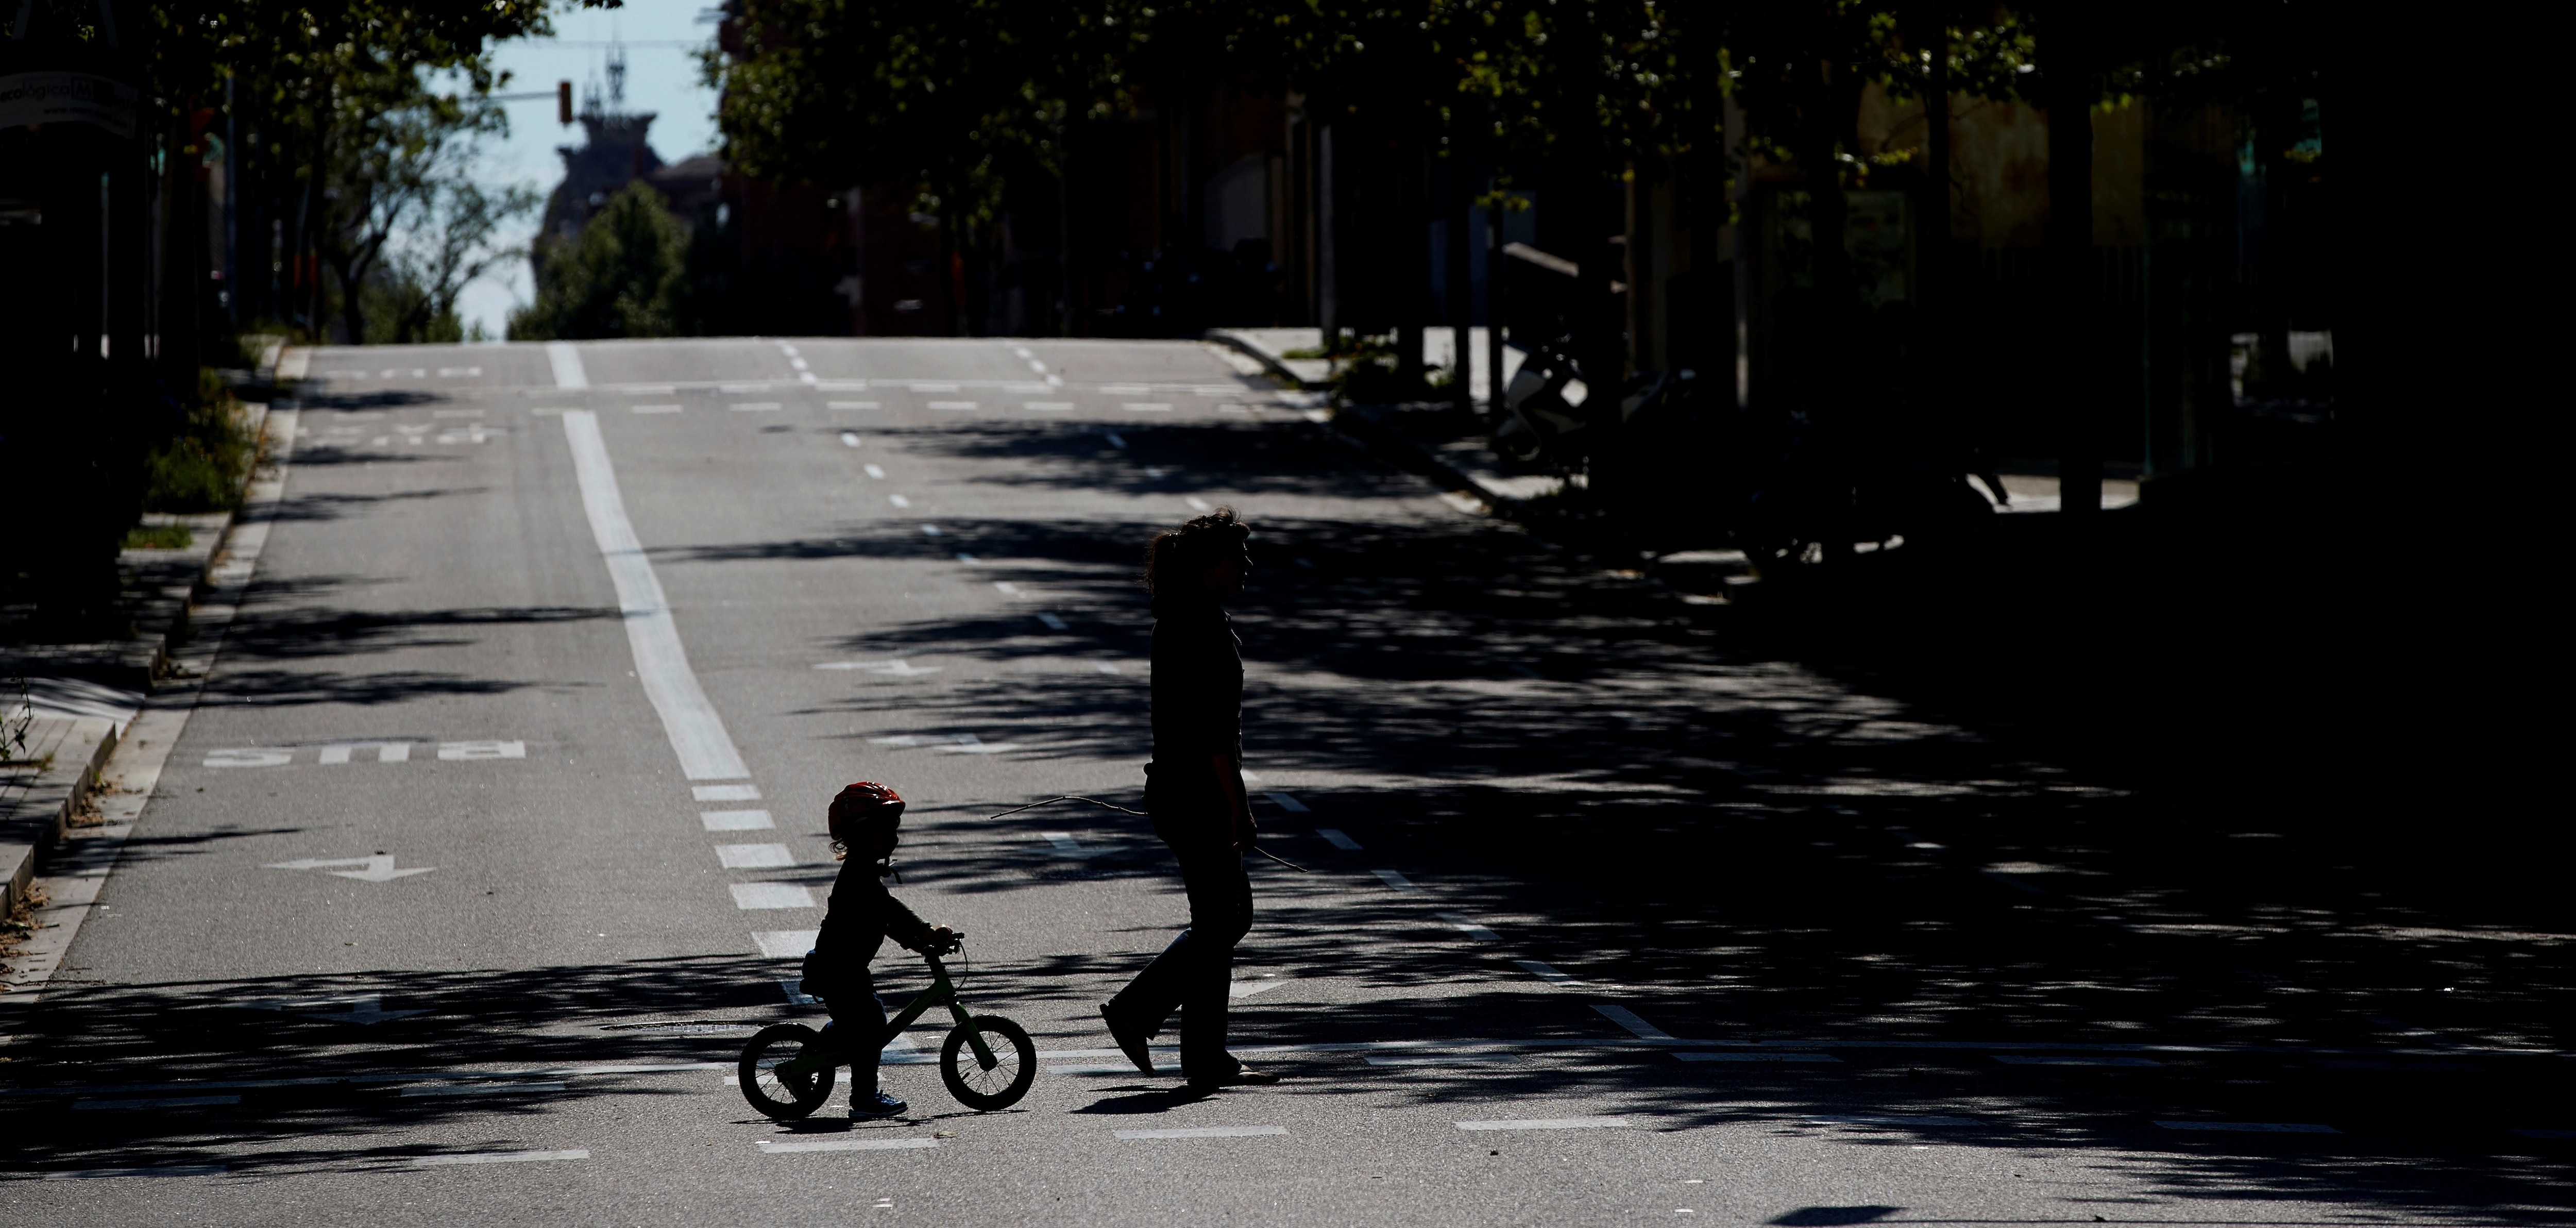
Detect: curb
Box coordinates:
(1325, 402, 1526, 517)
(1201, 330, 1330, 391)
(0, 718, 116, 922)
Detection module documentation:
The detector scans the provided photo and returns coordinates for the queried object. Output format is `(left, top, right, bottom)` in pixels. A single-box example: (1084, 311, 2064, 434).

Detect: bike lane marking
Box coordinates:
(758, 1138, 937, 1153)
(1114, 1126, 1286, 1139)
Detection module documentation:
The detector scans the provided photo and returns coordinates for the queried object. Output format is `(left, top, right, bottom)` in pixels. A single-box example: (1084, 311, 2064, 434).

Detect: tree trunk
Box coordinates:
(1909, 2, 1951, 429)
(1395, 119, 1426, 391)
(1447, 150, 1474, 415)
(2047, 7, 2101, 519)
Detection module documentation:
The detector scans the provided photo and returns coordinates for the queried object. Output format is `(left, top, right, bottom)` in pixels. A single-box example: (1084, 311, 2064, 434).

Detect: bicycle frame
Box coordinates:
(773, 954, 998, 1079)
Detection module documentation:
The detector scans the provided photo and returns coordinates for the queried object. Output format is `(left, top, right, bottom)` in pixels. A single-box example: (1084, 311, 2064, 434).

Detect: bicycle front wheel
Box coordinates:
(739, 1023, 839, 1120)
(940, 1015, 1037, 1111)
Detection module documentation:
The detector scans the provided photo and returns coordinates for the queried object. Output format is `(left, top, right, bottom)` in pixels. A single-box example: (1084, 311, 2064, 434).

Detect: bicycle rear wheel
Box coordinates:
(739, 1023, 839, 1120)
(940, 1015, 1037, 1111)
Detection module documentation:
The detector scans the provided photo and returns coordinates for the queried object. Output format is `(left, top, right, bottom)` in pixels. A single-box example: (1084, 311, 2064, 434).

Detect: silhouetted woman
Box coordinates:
(1098, 507, 1280, 1092)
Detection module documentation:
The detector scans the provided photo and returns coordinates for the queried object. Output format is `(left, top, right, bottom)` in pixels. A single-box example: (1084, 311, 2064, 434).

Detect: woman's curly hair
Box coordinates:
(1141, 506, 1249, 596)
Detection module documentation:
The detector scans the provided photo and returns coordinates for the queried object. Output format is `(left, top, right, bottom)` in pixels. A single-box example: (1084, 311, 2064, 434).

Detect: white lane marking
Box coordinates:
(1041, 832, 1109, 859)
(1366, 1053, 1519, 1067)
(1011, 346, 1033, 359)
(864, 464, 887, 478)
(2155, 1120, 2339, 1134)
(921, 524, 943, 536)
(264, 854, 434, 882)
(933, 735, 1018, 755)
(1994, 1054, 2161, 1067)
(779, 979, 820, 1006)
(398, 1081, 566, 1098)
(1114, 1126, 1286, 1140)
(1675, 1051, 1841, 1064)
(318, 741, 410, 764)
(1805, 1114, 1979, 1127)
(1437, 913, 1502, 941)
(829, 400, 882, 410)
(438, 367, 483, 377)
(816, 659, 940, 677)
(1037, 613, 1069, 630)
(438, 739, 525, 760)
(1025, 401, 1073, 410)
(789, 358, 809, 371)
(1265, 791, 1310, 813)
(718, 844, 796, 869)
(563, 412, 752, 781)
(840, 431, 862, 447)
(696, 784, 761, 802)
(732, 402, 782, 412)
(703, 809, 775, 831)
(413, 1149, 591, 1167)
(1185, 496, 1214, 512)
(631, 404, 682, 414)
(867, 733, 985, 748)
(911, 382, 960, 392)
(1093, 661, 1120, 675)
(1230, 979, 1288, 999)
(730, 882, 816, 910)
(778, 343, 801, 357)
(1102, 431, 1127, 449)
(1101, 384, 1151, 395)
(955, 552, 980, 564)
(1316, 829, 1361, 850)
(889, 494, 912, 508)
(72, 1095, 241, 1110)
(205, 747, 293, 768)
(1439, 492, 1487, 515)
(1594, 1005, 1675, 1040)
(1371, 869, 1420, 891)
(546, 342, 587, 389)
(720, 383, 767, 393)
(1125, 402, 1173, 412)
(41, 1165, 228, 1179)
(1516, 960, 1580, 986)
(753, 931, 818, 958)
(927, 400, 977, 411)
(759, 1138, 937, 1153)
(1456, 1118, 1632, 1132)
(993, 581, 1024, 596)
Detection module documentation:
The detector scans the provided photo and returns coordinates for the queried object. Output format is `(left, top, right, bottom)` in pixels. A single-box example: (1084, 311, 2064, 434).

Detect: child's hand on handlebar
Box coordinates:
(918, 925, 962, 954)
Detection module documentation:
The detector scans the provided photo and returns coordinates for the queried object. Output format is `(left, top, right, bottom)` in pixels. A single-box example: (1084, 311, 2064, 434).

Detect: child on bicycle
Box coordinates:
(799, 782, 959, 1117)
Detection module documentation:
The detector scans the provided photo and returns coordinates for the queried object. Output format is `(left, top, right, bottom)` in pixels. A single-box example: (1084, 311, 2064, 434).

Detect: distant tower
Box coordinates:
(537, 36, 665, 259)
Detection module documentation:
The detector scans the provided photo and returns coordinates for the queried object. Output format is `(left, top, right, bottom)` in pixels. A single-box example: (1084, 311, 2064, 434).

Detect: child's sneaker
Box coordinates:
(851, 1090, 909, 1118)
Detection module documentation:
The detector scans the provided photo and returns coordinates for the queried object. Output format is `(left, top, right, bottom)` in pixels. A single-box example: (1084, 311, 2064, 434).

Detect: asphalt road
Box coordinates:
(2, 337, 2567, 1225)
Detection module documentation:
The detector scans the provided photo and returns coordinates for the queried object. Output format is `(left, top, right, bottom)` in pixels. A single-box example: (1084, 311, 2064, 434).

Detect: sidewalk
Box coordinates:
(0, 397, 274, 923)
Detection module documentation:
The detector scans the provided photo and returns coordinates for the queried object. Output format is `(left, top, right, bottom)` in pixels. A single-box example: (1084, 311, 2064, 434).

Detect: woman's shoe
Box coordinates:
(1100, 1004, 1156, 1075)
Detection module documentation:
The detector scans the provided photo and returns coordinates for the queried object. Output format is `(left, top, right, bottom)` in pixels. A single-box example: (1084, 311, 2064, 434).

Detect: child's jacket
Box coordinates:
(802, 857, 931, 992)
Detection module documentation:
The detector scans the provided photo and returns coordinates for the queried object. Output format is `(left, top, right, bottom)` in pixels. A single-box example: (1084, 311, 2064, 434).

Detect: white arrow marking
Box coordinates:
(264, 855, 434, 882)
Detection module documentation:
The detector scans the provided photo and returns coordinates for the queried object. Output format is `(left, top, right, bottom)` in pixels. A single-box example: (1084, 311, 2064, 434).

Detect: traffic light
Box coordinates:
(557, 80, 573, 126)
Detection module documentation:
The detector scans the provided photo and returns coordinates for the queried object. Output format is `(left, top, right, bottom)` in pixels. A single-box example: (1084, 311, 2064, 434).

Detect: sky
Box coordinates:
(456, 0, 724, 341)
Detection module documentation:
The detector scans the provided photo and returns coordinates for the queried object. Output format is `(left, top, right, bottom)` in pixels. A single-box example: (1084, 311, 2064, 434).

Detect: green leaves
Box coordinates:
(511, 182, 694, 340)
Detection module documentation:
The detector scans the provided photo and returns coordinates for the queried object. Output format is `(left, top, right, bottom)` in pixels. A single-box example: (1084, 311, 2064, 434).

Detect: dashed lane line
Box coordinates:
(1316, 828, 1362, 850)
(759, 1138, 937, 1153)
(702, 809, 775, 831)
(1592, 1004, 1675, 1040)
(1114, 1126, 1286, 1140)
(1456, 1118, 1633, 1132)
(412, 1149, 591, 1167)
(695, 784, 761, 802)
(730, 883, 816, 910)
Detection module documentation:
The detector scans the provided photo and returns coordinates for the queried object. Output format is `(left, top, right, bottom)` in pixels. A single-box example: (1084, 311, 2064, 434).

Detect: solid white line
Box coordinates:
(562, 412, 751, 781)
(73, 1095, 240, 1110)
(759, 1138, 937, 1153)
(696, 784, 761, 802)
(1316, 828, 1362, 850)
(702, 809, 774, 831)
(41, 1165, 227, 1180)
(546, 342, 587, 390)
(1456, 1117, 1631, 1131)
(398, 1081, 566, 1098)
(1114, 1126, 1286, 1139)
(413, 1149, 591, 1167)
(1593, 1004, 1675, 1040)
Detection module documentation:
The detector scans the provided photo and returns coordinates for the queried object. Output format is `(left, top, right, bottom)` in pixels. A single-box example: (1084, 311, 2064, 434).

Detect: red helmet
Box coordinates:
(827, 781, 905, 848)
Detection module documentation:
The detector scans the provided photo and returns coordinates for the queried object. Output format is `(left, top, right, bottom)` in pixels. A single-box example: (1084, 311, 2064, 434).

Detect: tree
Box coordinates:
(510, 182, 692, 340)
(371, 176, 543, 343)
